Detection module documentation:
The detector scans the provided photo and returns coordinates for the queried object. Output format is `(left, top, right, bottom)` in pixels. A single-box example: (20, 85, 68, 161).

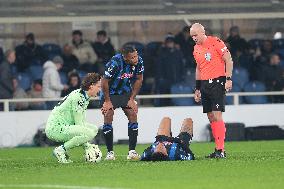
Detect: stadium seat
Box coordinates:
(248, 39, 263, 49)
(232, 67, 249, 89)
(226, 83, 243, 105)
(29, 65, 44, 80)
(59, 71, 68, 84)
(123, 41, 145, 57)
(17, 72, 32, 90)
(272, 39, 284, 50)
(243, 81, 268, 104)
(77, 70, 87, 80)
(42, 43, 62, 59)
(170, 83, 194, 106)
(183, 68, 196, 87)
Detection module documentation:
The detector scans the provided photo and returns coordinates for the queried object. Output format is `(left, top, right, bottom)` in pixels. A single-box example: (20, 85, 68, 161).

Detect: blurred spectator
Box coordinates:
(155, 34, 185, 106)
(15, 33, 47, 72)
(43, 56, 68, 109)
(11, 78, 29, 111)
(174, 26, 195, 68)
(0, 47, 4, 63)
(71, 30, 97, 73)
(255, 39, 274, 65)
(0, 50, 16, 111)
(225, 26, 249, 56)
(258, 54, 284, 102)
(92, 30, 115, 64)
(27, 79, 47, 110)
(61, 44, 80, 74)
(61, 71, 81, 97)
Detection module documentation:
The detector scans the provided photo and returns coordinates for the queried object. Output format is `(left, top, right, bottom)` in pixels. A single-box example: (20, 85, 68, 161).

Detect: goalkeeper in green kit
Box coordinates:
(45, 73, 101, 163)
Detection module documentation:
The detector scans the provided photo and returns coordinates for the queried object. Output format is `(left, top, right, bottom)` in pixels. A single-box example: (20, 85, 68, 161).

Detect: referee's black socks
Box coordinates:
(128, 122, 138, 151)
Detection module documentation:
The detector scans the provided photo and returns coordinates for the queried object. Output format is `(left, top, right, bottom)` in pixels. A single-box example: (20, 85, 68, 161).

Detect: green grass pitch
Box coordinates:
(0, 141, 284, 189)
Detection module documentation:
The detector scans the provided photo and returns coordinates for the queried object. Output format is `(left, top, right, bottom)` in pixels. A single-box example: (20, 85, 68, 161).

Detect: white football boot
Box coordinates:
(105, 151, 116, 160)
(127, 150, 140, 160)
(53, 146, 72, 163)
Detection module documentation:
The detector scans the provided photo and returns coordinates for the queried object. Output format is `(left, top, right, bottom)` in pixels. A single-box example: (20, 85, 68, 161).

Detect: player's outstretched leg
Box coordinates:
(157, 117, 172, 137)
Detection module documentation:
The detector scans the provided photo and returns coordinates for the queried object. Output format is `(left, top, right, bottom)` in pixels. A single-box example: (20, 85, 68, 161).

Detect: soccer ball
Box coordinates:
(85, 144, 102, 163)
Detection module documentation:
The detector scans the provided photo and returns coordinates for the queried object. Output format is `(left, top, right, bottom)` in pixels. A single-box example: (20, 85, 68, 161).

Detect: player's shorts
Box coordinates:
(201, 76, 226, 113)
(100, 93, 131, 109)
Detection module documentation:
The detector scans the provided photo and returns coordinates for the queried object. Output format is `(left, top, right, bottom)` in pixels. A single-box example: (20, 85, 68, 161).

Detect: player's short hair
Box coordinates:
(81, 72, 101, 91)
(151, 152, 169, 161)
(121, 45, 136, 55)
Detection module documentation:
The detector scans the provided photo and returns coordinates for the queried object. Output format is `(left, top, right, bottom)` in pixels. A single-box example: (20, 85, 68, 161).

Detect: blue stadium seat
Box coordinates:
(232, 67, 249, 89)
(226, 83, 243, 105)
(183, 68, 196, 86)
(59, 71, 68, 84)
(29, 65, 43, 80)
(170, 83, 194, 106)
(272, 39, 284, 50)
(17, 72, 32, 90)
(123, 41, 145, 57)
(243, 81, 268, 104)
(77, 70, 87, 80)
(248, 39, 263, 49)
(42, 43, 62, 59)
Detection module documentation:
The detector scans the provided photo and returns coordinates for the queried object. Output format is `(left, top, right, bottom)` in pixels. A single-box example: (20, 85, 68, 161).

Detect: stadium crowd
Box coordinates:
(0, 26, 283, 111)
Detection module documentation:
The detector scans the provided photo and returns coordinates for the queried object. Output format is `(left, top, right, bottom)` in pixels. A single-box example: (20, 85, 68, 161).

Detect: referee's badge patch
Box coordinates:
(205, 52, 211, 61)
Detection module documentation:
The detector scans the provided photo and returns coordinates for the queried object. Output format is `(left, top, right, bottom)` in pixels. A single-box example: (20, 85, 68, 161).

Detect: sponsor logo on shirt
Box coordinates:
(118, 73, 133, 79)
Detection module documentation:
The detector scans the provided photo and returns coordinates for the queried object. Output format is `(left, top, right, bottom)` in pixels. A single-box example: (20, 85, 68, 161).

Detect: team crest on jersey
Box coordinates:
(78, 100, 84, 107)
(205, 52, 211, 61)
(132, 66, 135, 71)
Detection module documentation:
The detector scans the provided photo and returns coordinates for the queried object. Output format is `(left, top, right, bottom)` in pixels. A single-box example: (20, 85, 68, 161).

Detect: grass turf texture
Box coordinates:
(0, 141, 284, 189)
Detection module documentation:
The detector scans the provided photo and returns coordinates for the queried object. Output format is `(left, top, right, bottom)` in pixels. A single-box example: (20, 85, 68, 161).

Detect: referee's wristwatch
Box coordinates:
(226, 77, 232, 81)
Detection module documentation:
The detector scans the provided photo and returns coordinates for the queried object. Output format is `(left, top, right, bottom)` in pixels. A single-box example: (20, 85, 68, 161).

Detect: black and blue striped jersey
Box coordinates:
(140, 135, 194, 161)
(103, 53, 144, 95)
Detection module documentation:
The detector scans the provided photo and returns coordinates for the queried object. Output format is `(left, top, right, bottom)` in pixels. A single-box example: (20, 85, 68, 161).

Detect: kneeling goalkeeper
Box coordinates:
(45, 73, 101, 163)
(141, 117, 195, 161)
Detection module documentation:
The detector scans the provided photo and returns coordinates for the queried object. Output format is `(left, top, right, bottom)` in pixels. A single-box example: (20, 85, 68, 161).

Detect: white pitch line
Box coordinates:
(0, 184, 127, 189)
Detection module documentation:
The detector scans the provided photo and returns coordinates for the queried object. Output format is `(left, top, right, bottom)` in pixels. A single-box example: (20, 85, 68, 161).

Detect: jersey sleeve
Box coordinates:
(72, 94, 86, 126)
(140, 145, 153, 161)
(103, 59, 119, 79)
(213, 37, 229, 56)
(134, 57, 144, 75)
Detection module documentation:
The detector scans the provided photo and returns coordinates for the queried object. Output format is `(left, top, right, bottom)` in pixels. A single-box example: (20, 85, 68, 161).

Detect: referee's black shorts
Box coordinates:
(201, 76, 226, 113)
(100, 93, 131, 109)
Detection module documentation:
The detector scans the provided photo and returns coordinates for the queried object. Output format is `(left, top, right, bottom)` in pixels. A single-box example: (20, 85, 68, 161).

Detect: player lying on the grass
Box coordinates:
(140, 117, 195, 161)
(45, 73, 101, 163)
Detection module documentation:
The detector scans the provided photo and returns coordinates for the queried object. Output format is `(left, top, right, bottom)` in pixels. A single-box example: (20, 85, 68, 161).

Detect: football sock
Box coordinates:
(212, 121, 226, 151)
(128, 122, 138, 151)
(103, 123, 113, 152)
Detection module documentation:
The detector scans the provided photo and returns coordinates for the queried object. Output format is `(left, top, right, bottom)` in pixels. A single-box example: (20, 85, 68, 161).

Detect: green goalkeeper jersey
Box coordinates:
(49, 89, 90, 126)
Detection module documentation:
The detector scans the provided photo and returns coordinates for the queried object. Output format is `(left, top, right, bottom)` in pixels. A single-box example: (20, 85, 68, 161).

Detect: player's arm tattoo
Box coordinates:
(130, 74, 143, 100)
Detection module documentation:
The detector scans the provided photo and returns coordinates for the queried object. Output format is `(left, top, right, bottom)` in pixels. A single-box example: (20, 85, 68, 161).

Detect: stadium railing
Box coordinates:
(0, 91, 284, 112)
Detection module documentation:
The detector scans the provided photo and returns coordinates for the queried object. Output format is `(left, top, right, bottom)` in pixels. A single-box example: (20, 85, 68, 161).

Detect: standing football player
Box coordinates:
(190, 23, 233, 158)
(45, 73, 101, 163)
(101, 45, 144, 160)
